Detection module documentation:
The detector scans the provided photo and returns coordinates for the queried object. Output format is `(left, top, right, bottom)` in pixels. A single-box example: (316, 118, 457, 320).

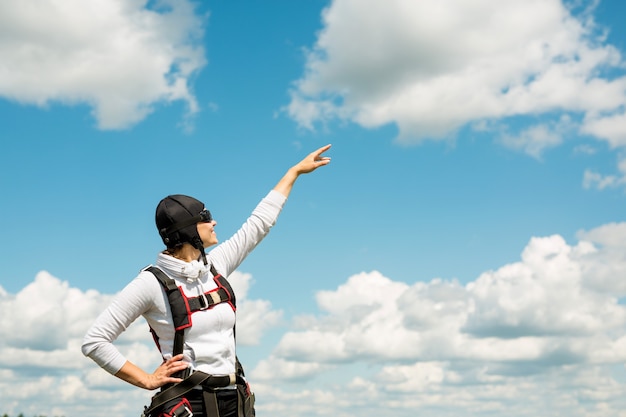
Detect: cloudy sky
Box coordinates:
(2, 0, 626, 416)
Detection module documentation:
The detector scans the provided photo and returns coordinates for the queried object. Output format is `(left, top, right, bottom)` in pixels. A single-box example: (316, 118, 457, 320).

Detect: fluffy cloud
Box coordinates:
(0, 271, 152, 416)
(271, 241, 624, 366)
(583, 155, 626, 190)
(229, 271, 283, 345)
(0, 0, 206, 129)
(583, 111, 626, 148)
(254, 222, 626, 416)
(287, 0, 626, 153)
(0, 271, 113, 353)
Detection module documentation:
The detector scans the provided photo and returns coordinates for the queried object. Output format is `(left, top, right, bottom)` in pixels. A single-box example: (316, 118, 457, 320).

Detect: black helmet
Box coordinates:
(155, 194, 212, 264)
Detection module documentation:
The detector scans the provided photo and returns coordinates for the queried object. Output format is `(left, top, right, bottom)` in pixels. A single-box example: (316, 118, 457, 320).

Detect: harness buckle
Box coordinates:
(197, 293, 210, 310)
(179, 404, 193, 417)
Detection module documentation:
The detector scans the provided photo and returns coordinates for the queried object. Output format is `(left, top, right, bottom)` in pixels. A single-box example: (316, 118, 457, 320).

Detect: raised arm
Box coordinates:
(273, 144, 332, 198)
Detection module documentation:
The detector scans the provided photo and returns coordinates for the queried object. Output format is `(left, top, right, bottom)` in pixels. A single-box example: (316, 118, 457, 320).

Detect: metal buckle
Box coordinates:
(182, 405, 193, 417)
(197, 293, 209, 310)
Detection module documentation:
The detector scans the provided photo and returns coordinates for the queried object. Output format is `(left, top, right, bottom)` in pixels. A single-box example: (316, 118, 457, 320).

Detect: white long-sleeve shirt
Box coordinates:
(82, 190, 286, 377)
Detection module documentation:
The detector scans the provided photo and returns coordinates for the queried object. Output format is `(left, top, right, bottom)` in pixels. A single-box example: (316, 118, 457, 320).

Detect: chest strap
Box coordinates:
(145, 265, 236, 355)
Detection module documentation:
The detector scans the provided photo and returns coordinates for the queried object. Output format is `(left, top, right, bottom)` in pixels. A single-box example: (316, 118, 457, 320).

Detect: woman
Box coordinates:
(82, 144, 332, 417)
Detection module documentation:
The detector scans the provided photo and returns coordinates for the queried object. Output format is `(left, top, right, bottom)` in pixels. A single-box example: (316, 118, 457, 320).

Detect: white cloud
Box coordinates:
(582, 111, 626, 148)
(498, 115, 575, 159)
(465, 235, 625, 339)
(286, 0, 626, 152)
(0, 0, 206, 129)
(0, 271, 113, 352)
(229, 271, 283, 345)
(583, 169, 625, 189)
(583, 155, 626, 190)
(253, 222, 626, 416)
(0, 271, 156, 416)
(578, 222, 626, 248)
(577, 222, 626, 294)
(251, 356, 332, 382)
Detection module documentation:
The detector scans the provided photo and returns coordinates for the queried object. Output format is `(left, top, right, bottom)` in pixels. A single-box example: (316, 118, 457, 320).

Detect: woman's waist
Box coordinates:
(176, 367, 239, 391)
(183, 348, 237, 375)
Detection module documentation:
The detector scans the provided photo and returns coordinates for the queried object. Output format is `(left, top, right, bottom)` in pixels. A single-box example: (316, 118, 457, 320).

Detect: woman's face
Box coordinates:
(197, 219, 218, 248)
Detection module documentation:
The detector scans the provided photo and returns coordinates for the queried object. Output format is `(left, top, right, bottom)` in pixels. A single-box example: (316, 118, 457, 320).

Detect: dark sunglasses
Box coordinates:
(198, 209, 213, 223)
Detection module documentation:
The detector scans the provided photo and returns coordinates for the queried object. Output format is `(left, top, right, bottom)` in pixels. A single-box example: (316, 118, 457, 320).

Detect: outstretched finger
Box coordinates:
(312, 144, 332, 158)
(312, 145, 332, 162)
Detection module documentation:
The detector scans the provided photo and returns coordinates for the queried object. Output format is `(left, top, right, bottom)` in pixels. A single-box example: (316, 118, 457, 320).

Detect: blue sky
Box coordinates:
(2, 1, 626, 416)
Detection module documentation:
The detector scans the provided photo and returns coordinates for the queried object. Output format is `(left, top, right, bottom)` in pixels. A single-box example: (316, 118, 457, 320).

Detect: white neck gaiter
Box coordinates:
(157, 253, 208, 282)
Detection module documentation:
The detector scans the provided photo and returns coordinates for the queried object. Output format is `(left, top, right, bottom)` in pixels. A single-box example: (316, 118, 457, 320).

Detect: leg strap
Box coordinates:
(203, 391, 220, 417)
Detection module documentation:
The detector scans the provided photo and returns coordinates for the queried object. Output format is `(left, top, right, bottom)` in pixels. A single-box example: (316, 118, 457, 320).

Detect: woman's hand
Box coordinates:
(146, 354, 189, 389)
(292, 144, 332, 175)
(115, 354, 189, 390)
(274, 144, 332, 198)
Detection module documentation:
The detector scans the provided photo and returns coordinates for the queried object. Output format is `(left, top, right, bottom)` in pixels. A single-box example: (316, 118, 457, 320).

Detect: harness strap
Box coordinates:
(145, 264, 239, 379)
(144, 371, 240, 416)
(145, 266, 187, 358)
(203, 391, 220, 417)
(186, 286, 232, 312)
(145, 265, 236, 328)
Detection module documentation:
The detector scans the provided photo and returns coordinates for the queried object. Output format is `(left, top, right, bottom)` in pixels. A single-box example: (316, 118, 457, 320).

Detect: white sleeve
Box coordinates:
(208, 190, 286, 277)
(81, 272, 162, 375)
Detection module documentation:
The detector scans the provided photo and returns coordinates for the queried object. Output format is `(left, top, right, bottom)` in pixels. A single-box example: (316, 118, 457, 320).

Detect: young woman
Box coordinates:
(82, 145, 332, 417)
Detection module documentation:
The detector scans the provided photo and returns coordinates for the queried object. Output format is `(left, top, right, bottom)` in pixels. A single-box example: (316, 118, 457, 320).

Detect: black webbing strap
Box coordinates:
(203, 391, 220, 417)
(186, 286, 231, 312)
(146, 266, 178, 291)
(146, 266, 186, 357)
(144, 372, 237, 416)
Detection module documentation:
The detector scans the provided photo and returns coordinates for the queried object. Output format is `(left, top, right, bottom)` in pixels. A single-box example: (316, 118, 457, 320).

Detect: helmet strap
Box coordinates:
(191, 236, 208, 265)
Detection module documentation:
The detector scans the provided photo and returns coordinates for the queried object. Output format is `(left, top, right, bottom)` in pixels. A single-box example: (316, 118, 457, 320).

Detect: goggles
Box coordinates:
(198, 209, 213, 223)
